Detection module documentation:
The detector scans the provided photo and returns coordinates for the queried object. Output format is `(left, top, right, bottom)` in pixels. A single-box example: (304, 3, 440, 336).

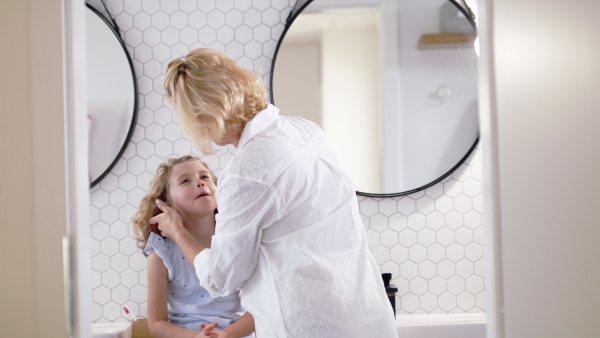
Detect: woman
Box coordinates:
(151, 48, 397, 337)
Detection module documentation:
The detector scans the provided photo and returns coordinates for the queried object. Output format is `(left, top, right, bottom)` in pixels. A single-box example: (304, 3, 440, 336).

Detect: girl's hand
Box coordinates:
(198, 322, 231, 338)
(149, 200, 185, 239)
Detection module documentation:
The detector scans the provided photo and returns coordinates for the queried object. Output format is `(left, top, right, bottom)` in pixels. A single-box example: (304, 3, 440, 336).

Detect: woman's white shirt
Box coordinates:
(194, 104, 398, 337)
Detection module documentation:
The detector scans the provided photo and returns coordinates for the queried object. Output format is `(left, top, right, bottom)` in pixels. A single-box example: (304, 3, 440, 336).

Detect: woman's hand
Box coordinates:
(149, 200, 186, 240)
(197, 322, 231, 338)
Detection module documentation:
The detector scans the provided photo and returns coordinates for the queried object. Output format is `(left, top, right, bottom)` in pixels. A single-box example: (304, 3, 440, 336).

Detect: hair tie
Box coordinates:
(180, 54, 186, 62)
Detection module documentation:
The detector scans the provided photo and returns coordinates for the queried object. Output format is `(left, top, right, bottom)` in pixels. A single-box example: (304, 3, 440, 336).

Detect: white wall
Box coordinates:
(480, 0, 600, 337)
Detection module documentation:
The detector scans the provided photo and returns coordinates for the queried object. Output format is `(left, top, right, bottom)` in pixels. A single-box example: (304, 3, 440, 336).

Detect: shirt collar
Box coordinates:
(236, 103, 279, 153)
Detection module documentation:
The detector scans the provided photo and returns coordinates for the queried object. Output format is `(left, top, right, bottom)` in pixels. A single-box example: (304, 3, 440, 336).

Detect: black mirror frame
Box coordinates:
(269, 0, 479, 198)
(86, 3, 138, 188)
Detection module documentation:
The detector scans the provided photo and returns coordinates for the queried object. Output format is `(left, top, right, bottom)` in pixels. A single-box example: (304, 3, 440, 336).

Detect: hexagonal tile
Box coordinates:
(102, 301, 121, 321)
(447, 275, 466, 295)
(144, 91, 163, 110)
(115, 12, 133, 32)
(101, 269, 120, 289)
(408, 245, 427, 264)
(91, 189, 109, 208)
(464, 210, 482, 230)
(456, 259, 474, 278)
(457, 292, 475, 311)
(109, 189, 127, 208)
(121, 268, 139, 288)
(454, 195, 472, 214)
(112, 285, 130, 305)
(174, 139, 192, 156)
(261, 8, 280, 27)
(127, 156, 145, 175)
(397, 198, 416, 215)
(92, 253, 111, 273)
(93, 285, 111, 305)
(235, 25, 253, 44)
(400, 260, 418, 280)
(427, 243, 445, 263)
(118, 172, 136, 191)
(253, 24, 271, 43)
(466, 275, 484, 294)
(400, 292, 419, 313)
(111, 252, 130, 273)
(133, 44, 152, 63)
(129, 252, 147, 272)
(380, 229, 399, 248)
(439, 292, 457, 311)
(436, 227, 454, 247)
(420, 292, 438, 312)
(410, 276, 428, 296)
(367, 214, 387, 233)
(455, 227, 473, 246)
(398, 228, 417, 248)
(101, 237, 119, 257)
(434, 195, 453, 214)
(465, 243, 483, 262)
(388, 213, 407, 232)
(381, 261, 400, 278)
(100, 205, 119, 224)
(119, 205, 137, 223)
(444, 179, 462, 198)
(120, 236, 139, 257)
(429, 276, 446, 296)
(416, 196, 434, 214)
(445, 211, 463, 230)
(130, 284, 147, 305)
(418, 260, 436, 280)
(437, 259, 456, 279)
(390, 245, 408, 264)
(447, 243, 465, 263)
(371, 245, 390, 265)
(407, 213, 426, 231)
(424, 212, 442, 232)
(133, 12, 151, 31)
(358, 198, 378, 217)
(417, 228, 436, 247)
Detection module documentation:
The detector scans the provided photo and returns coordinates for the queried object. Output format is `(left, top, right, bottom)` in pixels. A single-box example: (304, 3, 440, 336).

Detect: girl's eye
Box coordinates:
(180, 179, 189, 184)
(201, 175, 210, 180)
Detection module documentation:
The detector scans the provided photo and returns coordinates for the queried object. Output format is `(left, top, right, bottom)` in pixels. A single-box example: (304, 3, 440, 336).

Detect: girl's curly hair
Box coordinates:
(131, 155, 217, 256)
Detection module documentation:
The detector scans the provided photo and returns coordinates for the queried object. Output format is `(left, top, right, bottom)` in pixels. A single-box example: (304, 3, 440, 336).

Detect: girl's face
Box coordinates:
(167, 161, 217, 218)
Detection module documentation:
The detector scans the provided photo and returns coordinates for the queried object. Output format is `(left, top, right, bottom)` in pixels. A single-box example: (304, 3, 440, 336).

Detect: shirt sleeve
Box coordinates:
(194, 175, 278, 297)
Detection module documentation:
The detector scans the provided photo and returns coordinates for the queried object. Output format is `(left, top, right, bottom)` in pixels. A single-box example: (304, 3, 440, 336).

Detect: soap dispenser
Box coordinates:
(381, 273, 398, 318)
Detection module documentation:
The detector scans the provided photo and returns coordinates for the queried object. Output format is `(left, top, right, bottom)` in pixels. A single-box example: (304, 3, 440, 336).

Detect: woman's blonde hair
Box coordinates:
(131, 155, 217, 256)
(164, 48, 268, 154)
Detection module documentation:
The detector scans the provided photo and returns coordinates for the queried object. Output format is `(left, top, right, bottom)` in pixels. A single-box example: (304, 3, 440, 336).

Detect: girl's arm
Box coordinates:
(222, 312, 255, 337)
(146, 252, 203, 338)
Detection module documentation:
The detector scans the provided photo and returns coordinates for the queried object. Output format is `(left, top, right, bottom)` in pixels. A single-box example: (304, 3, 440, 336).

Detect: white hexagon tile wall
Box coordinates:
(86, 0, 486, 322)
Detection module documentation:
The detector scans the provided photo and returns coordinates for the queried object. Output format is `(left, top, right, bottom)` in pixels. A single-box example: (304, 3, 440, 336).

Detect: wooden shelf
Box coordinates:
(418, 33, 477, 50)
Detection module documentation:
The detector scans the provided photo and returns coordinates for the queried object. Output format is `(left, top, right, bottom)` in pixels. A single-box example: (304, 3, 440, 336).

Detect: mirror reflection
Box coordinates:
(272, 0, 479, 196)
(86, 4, 137, 187)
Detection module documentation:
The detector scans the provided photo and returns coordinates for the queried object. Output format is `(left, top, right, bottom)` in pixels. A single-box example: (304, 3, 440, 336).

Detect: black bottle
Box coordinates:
(381, 273, 398, 318)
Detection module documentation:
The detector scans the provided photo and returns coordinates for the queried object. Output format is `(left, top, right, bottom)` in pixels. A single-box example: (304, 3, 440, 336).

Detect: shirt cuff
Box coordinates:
(194, 248, 220, 297)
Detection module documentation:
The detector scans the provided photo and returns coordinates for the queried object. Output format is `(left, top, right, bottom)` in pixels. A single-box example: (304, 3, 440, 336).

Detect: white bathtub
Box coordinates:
(396, 313, 487, 338)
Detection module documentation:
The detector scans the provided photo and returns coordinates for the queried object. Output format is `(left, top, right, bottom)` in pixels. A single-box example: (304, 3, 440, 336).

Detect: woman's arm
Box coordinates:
(146, 252, 202, 338)
(222, 312, 255, 337)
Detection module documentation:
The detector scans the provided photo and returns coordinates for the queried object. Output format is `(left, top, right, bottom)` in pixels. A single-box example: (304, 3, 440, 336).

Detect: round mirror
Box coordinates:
(271, 0, 478, 196)
(86, 4, 137, 188)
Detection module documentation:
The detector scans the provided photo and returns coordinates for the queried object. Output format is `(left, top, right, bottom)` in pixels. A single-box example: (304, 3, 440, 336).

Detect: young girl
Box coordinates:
(132, 155, 254, 338)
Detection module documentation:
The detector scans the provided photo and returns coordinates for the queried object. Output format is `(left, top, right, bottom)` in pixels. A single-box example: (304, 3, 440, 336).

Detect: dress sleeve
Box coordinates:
(144, 232, 174, 281)
(194, 176, 278, 297)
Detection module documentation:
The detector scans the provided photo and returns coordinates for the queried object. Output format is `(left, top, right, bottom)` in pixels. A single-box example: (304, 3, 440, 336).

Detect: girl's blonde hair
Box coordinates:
(131, 155, 217, 256)
(164, 48, 268, 154)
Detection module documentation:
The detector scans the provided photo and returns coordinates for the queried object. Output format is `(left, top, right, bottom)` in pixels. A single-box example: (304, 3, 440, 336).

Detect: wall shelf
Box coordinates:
(418, 33, 476, 50)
